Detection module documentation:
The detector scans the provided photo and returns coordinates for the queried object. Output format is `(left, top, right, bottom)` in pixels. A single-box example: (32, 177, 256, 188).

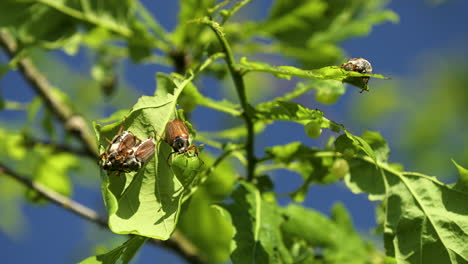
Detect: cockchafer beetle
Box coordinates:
(121, 136, 156, 172)
(98, 126, 138, 170)
(163, 119, 200, 163)
(98, 125, 155, 172)
(340, 58, 373, 74)
(340, 58, 373, 90)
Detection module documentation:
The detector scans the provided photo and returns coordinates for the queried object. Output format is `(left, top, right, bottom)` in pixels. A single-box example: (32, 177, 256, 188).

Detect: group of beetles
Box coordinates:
(98, 119, 198, 173)
(97, 58, 371, 173)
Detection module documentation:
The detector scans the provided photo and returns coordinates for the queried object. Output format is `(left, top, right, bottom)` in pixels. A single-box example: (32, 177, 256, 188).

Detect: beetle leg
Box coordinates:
(166, 151, 178, 166)
(97, 152, 108, 165)
(186, 145, 199, 157)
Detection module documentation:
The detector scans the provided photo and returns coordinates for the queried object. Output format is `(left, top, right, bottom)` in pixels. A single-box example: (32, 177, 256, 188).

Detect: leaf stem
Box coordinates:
(197, 98, 241, 116)
(220, 0, 252, 25)
(38, 0, 132, 37)
(205, 18, 257, 181)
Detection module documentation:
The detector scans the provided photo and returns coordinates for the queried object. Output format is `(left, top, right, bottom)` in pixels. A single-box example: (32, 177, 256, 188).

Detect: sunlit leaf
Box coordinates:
(255, 101, 323, 122)
(78, 236, 147, 264)
(25, 151, 78, 203)
(96, 95, 181, 240)
(0, 176, 26, 239)
(384, 172, 468, 263)
(337, 131, 468, 263)
(199, 122, 268, 141)
(96, 68, 204, 239)
(239, 57, 389, 90)
(171, 154, 204, 198)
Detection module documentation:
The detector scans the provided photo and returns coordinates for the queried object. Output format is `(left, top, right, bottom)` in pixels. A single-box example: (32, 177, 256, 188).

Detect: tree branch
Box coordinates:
(0, 162, 205, 264)
(22, 136, 96, 160)
(0, 30, 98, 158)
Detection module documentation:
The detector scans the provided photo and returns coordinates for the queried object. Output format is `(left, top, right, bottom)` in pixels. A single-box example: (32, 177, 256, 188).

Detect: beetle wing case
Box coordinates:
(134, 138, 156, 163)
(117, 132, 138, 154)
(165, 120, 189, 142)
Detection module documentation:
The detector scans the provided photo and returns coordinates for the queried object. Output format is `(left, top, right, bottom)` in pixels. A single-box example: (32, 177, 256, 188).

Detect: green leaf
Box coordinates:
(265, 142, 338, 201)
(0, 128, 27, 161)
(199, 122, 268, 140)
(0, 64, 9, 109)
(281, 203, 382, 264)
(78, 236, 147, 264)
(0, 176, 26, 239)
(361, 130, 390, 163)
(97, 95, 181, 240)
(127, 20, 154, 62)
(344, 159, 386, 201)
(96, 66, 204, 239)
(224, 182, 292, 264)
(383, 172, 468, 264)
(338, 138, 468, 264)
(26, 151, 78, 202)
(156, 72, 239, 116)
(172, 0, 216, 48)
(171, 154, 204, 198)
(178, 189, 234, 263)
(452, 160, 468, 191)
(314, 80, 346, 104)
(0, 0, 77, 45)
(0, 0, 157, 55)
(239, 57, 389, 90)
(342, 130, 378, 161)
(177, 152, 236, 262)
(255, 101, 324, 122)
(41, 110, 56, 140)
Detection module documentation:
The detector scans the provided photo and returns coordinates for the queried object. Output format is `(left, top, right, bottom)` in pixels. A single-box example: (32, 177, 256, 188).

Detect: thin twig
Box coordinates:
(0, 162, 205, 264)
(0, 30, 98, 158)
(204, 19, 257, 181)
(22, 137, 96, 160)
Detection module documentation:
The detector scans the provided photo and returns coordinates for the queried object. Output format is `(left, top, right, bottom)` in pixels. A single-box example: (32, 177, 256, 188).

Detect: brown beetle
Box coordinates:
(340, 58, 373, 91)
(98, 125, 155, 172)
(340, 58, 373, 74)
(164, 120, 199, 162)
(122, 137, 156, 171)
(99, 126, 138, 170)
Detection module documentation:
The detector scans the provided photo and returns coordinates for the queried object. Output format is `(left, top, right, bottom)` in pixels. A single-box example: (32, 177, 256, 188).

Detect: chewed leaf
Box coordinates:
(255, 101, 323, 121)
(95, 70, 201, 239)
(385, 172, 468, 264)
(97, 95, 184, 240)
(239, 57, 389, 90)
(172, 154, 205, 199)
(339, 139, 468, 262)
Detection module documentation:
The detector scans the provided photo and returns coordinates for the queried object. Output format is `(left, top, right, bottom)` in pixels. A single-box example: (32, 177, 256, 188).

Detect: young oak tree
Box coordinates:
(0, 0, 467, 264)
